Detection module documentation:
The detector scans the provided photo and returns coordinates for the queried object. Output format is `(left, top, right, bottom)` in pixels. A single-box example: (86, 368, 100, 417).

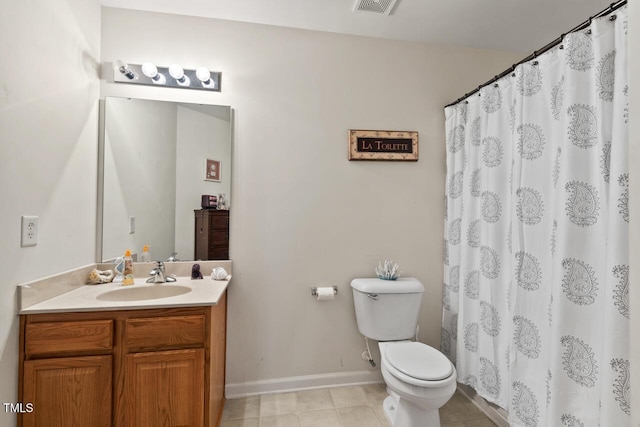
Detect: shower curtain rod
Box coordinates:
(444, 0, 627, 108)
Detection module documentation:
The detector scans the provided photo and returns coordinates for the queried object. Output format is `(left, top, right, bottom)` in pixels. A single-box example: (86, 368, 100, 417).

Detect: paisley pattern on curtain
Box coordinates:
(442, 7, 629, 426)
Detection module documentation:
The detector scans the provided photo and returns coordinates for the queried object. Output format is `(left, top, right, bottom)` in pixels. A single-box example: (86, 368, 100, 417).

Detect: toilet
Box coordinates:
(351, 277, 456, 427)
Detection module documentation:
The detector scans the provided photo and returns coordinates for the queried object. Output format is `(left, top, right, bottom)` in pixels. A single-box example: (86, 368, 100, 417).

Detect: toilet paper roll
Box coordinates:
(316, 287, 335, 301)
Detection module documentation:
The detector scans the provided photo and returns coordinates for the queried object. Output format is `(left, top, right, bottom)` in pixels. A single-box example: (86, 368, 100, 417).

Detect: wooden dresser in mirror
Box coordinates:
(194, 210, 230, 260)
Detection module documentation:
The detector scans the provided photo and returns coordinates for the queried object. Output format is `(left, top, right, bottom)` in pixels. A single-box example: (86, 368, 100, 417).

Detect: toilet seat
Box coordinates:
(383, 342, 454, 387)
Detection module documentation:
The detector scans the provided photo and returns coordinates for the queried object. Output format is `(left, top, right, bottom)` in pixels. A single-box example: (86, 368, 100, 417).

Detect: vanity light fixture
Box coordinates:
(112, 60, 222, 92)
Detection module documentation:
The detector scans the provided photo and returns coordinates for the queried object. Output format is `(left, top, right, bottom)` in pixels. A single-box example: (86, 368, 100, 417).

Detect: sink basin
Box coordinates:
(97, 285, 192, 302)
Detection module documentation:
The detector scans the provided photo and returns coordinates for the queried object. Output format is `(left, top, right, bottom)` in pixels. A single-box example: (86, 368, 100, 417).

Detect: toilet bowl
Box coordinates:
(379, 341, 457, 427)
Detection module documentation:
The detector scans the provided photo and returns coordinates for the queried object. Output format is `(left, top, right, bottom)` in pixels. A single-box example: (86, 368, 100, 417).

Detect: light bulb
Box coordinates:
(168, 64, 183, 79)
(113, 60, 136, 80)
(196, 67, 210, 82)
(141, 62, 165, 84)
(196, 67, 215, 88)
(141, 62, 158, 78)
(169, 64, 189, 86)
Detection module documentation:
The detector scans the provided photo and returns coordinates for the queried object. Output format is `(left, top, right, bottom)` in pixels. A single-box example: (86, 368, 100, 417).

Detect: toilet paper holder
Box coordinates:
(311, 286, 338, 296)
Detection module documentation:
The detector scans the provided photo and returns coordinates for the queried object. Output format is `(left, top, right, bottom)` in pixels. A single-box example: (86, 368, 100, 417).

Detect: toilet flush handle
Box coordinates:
(367, 293, 379, 300)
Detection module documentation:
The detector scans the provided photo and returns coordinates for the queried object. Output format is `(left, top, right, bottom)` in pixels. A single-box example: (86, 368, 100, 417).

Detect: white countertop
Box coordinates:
(19, 277, 230, 314)
(17, 261, 232, 315)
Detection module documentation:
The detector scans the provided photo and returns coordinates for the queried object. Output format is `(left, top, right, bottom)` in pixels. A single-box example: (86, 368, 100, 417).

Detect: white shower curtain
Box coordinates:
(442, 7, 629, 427)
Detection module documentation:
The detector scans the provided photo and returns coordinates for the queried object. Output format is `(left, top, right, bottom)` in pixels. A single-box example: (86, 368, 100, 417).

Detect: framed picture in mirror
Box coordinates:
(205, 158, 221, 182)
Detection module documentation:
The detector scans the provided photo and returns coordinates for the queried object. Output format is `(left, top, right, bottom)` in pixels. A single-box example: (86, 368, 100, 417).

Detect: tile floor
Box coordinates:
(221, 384, 497, 427)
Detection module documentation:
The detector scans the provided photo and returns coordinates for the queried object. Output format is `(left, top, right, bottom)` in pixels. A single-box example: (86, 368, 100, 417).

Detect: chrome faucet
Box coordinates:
(166, 252, 180, 262)
(147, 261, 177, 283)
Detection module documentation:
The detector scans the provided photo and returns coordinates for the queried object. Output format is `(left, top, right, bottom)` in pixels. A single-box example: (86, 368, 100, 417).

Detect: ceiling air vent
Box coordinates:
(353, 0, 398, 15)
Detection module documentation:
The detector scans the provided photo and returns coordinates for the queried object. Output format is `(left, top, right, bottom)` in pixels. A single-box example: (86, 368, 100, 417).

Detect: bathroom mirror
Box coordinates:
(98, 97, 232, 262)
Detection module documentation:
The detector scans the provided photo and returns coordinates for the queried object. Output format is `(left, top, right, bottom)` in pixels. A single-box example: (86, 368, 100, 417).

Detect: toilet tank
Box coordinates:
(351, 277, 425, 341)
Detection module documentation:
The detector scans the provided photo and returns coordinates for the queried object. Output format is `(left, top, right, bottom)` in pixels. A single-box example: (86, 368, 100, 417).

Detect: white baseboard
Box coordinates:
(457, 383, 509, 427)
(225, 370, 384, 399)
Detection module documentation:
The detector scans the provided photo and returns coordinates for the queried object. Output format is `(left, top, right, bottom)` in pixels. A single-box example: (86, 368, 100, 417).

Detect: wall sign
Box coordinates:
(348, 130, 419, 161)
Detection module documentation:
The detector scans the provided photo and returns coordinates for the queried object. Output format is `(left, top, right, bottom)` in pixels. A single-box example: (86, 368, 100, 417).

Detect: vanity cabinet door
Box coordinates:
(22, 355, 112, 427)
(125, 348, 205, 427)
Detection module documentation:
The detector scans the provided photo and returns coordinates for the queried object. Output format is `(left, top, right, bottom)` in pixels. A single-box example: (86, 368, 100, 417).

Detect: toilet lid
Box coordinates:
(386, 342, 453, 381)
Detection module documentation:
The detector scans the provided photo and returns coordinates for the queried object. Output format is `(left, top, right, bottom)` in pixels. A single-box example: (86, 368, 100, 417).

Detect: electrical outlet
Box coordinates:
(129, 216, 135, 234)
(21, 216, 38, 247)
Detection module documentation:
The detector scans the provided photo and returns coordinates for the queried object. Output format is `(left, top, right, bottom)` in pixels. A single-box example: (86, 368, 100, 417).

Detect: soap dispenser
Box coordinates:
(140, 245, 151, 262)
(123, 250, 134, 286)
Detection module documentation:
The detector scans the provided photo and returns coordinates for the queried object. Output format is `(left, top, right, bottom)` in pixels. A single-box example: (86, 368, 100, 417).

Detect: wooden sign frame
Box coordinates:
(348, 130, 419, 161)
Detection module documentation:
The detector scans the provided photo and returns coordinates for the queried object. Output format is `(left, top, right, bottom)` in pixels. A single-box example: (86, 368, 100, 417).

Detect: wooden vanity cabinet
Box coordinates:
(194, 210, 230, 260)
(18, 294, 227, 427)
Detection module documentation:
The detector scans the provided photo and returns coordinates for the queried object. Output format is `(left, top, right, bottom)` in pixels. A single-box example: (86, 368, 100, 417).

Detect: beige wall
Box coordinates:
(101, 7, 520, 392)
(0, 0, 101, 425)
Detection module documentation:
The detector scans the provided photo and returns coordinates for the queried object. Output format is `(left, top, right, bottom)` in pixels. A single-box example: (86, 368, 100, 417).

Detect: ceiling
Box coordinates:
(101, 0, 616, 53)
